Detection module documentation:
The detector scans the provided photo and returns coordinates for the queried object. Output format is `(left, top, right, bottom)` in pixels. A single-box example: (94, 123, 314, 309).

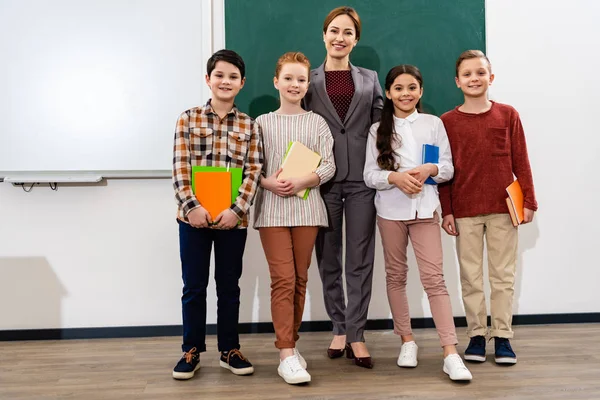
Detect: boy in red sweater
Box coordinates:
(439, 50, 537, 365)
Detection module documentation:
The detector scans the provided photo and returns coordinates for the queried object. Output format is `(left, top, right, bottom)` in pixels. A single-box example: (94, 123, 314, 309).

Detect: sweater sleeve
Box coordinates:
(438, 181, 453, 217)
(510, 110, 538, 211)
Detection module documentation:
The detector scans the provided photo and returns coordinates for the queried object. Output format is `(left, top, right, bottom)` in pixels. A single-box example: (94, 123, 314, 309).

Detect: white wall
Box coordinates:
(0, 0, 211, 172)
(485, 0, 600, 313)
(0, 0, 598, 332)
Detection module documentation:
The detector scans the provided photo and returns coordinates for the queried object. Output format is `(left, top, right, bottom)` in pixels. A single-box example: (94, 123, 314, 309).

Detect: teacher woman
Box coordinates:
(303, 6, 383, 369)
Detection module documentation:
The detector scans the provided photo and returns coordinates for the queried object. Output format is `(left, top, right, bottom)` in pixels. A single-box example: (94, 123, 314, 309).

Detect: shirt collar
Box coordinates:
(203, 99, 239, 118)
(393, 109, 419, 126)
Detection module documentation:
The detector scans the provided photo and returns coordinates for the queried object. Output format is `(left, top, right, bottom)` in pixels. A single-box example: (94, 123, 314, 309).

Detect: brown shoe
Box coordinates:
(346, 343, 374, 369)
(327, 347, 345, 359)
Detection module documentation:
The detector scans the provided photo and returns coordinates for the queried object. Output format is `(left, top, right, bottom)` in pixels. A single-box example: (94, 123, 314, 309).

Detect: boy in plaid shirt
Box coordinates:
(171, 50, 263, 380)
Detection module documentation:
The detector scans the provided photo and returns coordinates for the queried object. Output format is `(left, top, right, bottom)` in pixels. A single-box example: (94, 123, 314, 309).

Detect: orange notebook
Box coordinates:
(278, 141, 321, 199)
(506, 179, 524, 227)
(193, 171, 231, 221)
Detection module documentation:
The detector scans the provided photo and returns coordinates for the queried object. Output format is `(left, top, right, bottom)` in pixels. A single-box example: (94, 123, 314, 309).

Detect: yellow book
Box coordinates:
(278, 141, 321, 199)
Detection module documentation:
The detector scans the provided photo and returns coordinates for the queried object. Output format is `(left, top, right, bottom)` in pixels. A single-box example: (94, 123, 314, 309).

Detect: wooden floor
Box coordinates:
(1, 324, 599, 400)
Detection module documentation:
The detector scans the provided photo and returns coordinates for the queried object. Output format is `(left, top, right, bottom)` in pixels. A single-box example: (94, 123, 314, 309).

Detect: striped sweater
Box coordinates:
(253, 111, 335, 228)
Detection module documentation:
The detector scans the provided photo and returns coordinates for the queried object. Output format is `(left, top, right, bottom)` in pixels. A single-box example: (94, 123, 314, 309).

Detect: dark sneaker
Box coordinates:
(172, 347, 200, 380)
(219, 349, 254, 375)
(464, 335, 486, 362)
(494, 337, 517, 364)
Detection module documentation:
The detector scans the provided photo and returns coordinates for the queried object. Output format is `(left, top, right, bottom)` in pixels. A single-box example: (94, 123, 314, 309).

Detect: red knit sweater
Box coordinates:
(439, 101, 538, 218)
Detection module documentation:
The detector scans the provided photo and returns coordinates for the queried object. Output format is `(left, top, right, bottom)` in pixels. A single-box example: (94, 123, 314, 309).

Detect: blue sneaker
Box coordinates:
(464, 335, 486, 362)
(494, 337, 517, 364)
(172, 347, 200, 380)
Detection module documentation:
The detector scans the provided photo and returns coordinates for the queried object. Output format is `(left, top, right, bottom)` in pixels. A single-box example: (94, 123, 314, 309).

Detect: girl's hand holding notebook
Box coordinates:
(261, 168, 295, 197)
(278, 141, 321, 199)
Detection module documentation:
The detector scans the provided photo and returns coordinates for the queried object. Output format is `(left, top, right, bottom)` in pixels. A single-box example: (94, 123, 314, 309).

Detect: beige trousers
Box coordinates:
(455, 213, 518, 339)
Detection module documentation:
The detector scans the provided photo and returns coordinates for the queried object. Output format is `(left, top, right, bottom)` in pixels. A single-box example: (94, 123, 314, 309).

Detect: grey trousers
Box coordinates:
(316, 180, 376, 343)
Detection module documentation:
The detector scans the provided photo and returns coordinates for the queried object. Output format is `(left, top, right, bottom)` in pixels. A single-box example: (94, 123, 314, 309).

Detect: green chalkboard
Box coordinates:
(225, 0, 485, 118)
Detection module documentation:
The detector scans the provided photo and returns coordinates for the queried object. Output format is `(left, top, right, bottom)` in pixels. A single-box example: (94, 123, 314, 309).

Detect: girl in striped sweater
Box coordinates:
(253, 52, 335, 385)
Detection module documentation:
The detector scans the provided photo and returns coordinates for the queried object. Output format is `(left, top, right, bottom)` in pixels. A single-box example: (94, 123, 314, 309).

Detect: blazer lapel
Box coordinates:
(344, 63, 364, 124)
(313, 63, 344, 126)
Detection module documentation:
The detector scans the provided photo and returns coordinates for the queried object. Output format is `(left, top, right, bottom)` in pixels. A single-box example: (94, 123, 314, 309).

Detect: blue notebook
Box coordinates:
(422, 144, 439, 185)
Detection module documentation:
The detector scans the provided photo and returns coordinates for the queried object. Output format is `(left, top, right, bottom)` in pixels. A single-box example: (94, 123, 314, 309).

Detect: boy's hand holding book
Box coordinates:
(188, 207, 213, 228)
(523, 208, 535, 224)
(213, 209, 239, 230)
(505, 179, 535, 226)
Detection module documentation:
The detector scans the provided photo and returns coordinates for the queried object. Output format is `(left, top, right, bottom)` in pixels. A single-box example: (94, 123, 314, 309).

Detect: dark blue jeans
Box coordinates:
(178, 220, 247, 353)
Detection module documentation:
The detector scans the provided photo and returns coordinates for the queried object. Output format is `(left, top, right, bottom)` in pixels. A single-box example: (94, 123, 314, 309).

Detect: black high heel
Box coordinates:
(327, 346, 345, 359)
(346, 343, 374, 369)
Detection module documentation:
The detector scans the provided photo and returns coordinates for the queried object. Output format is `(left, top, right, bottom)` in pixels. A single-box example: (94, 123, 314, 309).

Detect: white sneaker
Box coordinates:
(293, 348, 307, 369)
(397, 341, 418, 368)
(443, 354, 473, 381)
(278, 355, 311, 385)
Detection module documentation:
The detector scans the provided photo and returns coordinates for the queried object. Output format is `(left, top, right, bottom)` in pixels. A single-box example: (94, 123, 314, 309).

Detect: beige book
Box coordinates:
(278, 141, 321, 199)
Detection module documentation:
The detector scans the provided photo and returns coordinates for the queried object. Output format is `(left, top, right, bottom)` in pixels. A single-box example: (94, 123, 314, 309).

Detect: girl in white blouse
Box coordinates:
(363, 65, 472, 381)
(253, 52, 335, 385)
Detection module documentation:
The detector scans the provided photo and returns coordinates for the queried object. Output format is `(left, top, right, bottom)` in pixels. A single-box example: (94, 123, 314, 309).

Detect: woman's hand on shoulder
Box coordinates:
(261, 168, 295, 197)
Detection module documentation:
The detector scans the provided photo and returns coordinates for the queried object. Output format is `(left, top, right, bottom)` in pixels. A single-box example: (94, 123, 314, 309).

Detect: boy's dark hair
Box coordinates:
(206, 49, 246, 79)
(376, 64, 424, 171)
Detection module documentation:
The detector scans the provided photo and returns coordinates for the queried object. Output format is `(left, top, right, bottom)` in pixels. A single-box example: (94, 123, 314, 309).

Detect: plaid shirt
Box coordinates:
(172, 100, 263, 228)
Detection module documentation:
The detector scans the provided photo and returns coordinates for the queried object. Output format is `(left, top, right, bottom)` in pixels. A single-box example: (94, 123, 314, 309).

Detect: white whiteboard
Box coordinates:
(0, 0, 211, 174)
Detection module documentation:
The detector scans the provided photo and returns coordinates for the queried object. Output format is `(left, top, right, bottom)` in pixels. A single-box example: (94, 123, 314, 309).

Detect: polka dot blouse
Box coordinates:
(325, 70, 355, 122)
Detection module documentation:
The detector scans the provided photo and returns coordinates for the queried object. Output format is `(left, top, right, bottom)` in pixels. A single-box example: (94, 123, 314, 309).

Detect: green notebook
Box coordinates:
(191, 166, 243, 204)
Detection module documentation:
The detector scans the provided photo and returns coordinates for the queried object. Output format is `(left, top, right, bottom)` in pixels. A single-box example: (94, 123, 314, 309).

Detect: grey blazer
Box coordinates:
(304, 62, 384, 182)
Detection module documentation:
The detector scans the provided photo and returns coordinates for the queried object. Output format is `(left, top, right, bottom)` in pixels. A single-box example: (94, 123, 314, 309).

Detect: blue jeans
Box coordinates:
(178, 220, 247, 353)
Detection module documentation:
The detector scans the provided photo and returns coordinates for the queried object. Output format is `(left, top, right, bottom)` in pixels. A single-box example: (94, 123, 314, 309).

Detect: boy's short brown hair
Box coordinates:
(455, 50, 492, 77)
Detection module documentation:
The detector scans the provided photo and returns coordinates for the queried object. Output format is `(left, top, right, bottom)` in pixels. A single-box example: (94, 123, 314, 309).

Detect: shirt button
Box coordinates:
(341, 129, 346, 134)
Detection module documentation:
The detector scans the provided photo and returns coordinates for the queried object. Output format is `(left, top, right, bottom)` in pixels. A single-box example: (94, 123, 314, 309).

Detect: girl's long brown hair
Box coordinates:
(376, 65, 423, 171)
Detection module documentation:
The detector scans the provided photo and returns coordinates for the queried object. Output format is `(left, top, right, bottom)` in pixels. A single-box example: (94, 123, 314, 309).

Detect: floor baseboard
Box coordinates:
(1, 313, 598, 341)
